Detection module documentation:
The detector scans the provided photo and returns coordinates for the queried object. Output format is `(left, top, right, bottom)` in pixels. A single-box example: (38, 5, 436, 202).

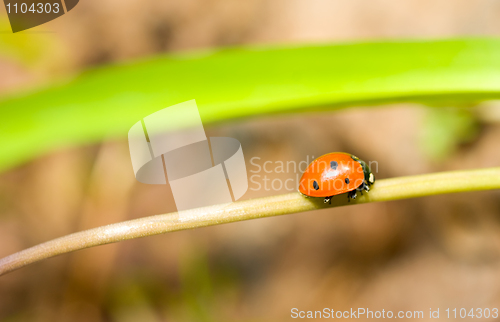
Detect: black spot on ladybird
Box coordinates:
(330, 161, 338, 170)
(345, 178, 350, 184)
(313, 180, 319, 190)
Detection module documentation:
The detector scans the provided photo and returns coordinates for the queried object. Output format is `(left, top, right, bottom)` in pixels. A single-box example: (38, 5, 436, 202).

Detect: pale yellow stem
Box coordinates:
(1, 167, 499, 276)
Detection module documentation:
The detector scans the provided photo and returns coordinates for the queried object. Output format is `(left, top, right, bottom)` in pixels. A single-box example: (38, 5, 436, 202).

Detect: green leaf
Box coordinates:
(1, 39, 500, 172)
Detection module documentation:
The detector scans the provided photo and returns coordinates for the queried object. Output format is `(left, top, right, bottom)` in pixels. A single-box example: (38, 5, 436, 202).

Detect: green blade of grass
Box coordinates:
(1, 39, 500, 171)
(0, 167, 499, 276)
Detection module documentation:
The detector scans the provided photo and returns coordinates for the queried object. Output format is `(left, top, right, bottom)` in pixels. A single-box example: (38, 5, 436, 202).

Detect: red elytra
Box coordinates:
(299, 152, 366, 198)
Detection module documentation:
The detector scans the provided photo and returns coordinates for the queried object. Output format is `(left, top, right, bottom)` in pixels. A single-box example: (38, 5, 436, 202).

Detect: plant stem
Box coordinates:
(1, 167, 499, 276)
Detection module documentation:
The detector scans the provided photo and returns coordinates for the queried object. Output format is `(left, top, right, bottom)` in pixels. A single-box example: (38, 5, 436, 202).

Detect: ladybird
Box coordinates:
(298, 152, 375, 203)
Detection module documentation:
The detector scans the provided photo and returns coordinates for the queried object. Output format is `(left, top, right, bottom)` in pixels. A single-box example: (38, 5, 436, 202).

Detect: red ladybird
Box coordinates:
(299, 152, 375, 203)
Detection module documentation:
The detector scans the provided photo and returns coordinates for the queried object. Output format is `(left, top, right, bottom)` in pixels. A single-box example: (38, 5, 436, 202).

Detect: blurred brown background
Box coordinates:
(1, 0, 500, 321)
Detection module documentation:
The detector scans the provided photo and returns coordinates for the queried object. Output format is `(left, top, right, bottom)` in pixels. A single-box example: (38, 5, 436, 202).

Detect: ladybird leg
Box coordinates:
(363, 182, 370, 192)
(324, 196, 332, 204)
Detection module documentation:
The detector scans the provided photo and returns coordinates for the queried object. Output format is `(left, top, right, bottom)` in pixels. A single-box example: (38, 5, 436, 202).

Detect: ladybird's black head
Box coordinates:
(351, 155, 375, 185)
